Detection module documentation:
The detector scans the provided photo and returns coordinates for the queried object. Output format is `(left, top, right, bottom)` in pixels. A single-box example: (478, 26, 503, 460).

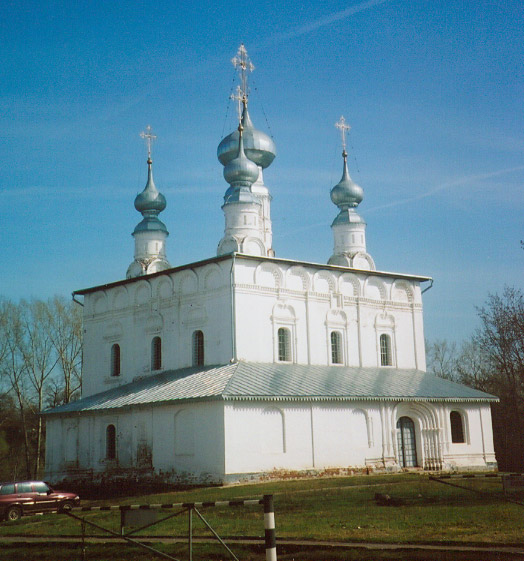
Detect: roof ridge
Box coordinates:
(221, 360, 242, 395)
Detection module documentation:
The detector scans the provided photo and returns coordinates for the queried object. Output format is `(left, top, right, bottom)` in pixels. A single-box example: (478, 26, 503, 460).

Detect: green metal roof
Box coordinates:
(43, 362, 497, 416)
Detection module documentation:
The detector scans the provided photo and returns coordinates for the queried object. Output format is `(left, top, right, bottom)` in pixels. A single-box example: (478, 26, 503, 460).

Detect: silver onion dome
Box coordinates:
(134, 159, 167, 214)
(223, 125, 260, 188)
(330, 150, 364, 210)
(133, 158, 168, 235)
(218, 104, 276, 169)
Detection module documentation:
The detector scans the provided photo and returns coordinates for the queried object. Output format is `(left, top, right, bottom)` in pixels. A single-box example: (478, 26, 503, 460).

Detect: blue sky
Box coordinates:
(1, 0, 523, 344)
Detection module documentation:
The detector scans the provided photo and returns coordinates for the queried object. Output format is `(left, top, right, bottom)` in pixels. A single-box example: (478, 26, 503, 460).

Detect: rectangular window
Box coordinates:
(380, 334, 392, 366)
(192, 331, 204, 366)
(278, 328, 291, 362)
(331, 331, 343, 364)
(450, 411, 465, 443)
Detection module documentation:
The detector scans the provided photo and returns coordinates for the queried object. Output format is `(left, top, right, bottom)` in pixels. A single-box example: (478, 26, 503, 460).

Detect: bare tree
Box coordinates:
(455, 340, 492, 391)
(0, 300, 33, 478)
(46, 296, 82, 404)
(426, 339, 458, 380)
(0, 297, 83, 479)
(472, 287, 524, 470)
(18, 299, 59, 477)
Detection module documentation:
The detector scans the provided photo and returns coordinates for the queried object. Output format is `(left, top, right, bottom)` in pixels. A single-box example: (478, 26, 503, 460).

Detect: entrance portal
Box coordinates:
(396, 416, 417, 467)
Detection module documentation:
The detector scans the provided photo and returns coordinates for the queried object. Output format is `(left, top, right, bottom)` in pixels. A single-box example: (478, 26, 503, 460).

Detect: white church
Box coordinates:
(44, 45, 497, 484)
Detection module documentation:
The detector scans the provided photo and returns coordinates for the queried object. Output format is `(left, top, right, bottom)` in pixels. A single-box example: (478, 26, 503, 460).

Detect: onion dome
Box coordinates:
(133, 158, 168, 235)
(223, 125, 260, 188)
(330, 150, 364, 211)
(218, 103, 276, 169)
(134, 158, 166, 214)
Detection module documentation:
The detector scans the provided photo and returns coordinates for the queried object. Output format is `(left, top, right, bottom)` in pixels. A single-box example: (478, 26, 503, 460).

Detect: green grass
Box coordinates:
(1, 473, 523, 560)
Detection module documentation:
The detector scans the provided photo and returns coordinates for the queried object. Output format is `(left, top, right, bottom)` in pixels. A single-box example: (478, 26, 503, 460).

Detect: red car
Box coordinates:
(0, 481, 80, 521)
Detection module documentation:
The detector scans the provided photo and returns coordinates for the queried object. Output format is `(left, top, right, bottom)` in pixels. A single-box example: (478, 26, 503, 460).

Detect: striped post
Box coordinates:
(263, 494, 277, 561)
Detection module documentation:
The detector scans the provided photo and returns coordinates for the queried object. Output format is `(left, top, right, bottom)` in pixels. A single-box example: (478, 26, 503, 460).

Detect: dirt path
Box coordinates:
(1, 535, 524, 556)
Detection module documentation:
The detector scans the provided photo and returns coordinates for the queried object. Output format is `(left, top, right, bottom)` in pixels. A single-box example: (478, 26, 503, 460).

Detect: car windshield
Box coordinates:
(0, 484, 15, 495)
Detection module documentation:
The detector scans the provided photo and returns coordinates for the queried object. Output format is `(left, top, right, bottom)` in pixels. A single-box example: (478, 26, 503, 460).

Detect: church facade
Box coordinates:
(44, 46, 497, 484)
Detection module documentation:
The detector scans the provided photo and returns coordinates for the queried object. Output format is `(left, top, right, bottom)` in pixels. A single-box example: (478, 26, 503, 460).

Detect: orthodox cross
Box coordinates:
(230, 85, 244, 122)
(140, 125, 157, 161)
(231, 43, 255, 100)
(335, 115, 351, 151)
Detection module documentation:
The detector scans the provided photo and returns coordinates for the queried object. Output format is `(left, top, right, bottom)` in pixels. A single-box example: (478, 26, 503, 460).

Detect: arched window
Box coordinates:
(151, 337, 162, 371)
(380, 334, 392, 366)
(277, 327, 291, 362)
(330, 331, 343, 364)
(110, 344, 120, 377)
(106, 425, 116, 460)
(450, 411, 465, 443)
(192, 330, 204, 366)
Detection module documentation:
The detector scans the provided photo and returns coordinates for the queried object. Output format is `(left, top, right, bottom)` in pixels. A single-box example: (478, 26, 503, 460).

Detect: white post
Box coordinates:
(263, 494, 277, 561)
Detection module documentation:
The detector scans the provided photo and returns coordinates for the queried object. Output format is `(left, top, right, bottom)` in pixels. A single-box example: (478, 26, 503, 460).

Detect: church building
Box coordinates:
(44, 46, 497, 484)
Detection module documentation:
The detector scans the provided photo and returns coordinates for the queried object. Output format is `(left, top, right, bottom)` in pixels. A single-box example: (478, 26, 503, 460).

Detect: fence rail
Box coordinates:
(63, 495, 276, 561)
(73, 498, 264, 512)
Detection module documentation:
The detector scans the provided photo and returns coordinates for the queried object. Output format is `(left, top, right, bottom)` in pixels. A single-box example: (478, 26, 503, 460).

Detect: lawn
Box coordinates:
(1, 473, 523, 560)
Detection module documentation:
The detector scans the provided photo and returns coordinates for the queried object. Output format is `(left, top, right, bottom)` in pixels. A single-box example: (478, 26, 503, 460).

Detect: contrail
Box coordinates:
(103, 1, 391, 120)
(257, 0, 391, 48)
(366, 165, 524, 213)
(278, 165, 524, 238)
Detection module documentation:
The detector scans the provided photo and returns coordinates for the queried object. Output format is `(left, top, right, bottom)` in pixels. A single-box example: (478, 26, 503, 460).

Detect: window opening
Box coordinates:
(450, 411, 465, 443)
(380, 334, 392, 366)
(278, 327, 291, 362)
(192, 330, 204, 366)
(331, 331, 343, 364)
(106, 424, 116, 460)
(151, 336, 162, 370)
(111, 344, 120, 377)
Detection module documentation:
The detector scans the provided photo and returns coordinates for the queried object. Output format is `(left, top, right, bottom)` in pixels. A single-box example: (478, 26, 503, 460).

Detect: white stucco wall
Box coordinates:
(46, 397, 496, 483)
(232, 256, 426, 369)
(81, 260, 234, 398)
(78, 254, 429, 399)
(45, 401, 226, 483)
(222, 399, 496, 479)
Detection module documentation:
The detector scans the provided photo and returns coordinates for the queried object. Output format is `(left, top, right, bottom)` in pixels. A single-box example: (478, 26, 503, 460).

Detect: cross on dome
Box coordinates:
(230, 85, 244, 123)
(140, 125, 157, 161)
(335, 115, 351, 151)
(231, 43, 255, 100)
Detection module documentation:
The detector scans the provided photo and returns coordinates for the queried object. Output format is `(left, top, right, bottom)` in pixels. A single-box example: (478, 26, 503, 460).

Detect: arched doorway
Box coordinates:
(396, 416, 418, 467)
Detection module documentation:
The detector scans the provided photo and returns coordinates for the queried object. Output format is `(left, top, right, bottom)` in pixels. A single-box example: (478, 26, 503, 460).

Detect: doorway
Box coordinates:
(396, 416, 418, 467)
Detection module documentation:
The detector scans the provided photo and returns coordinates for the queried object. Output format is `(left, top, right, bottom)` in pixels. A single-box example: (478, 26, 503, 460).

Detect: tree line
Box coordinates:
(0, 296, 82, 481)
(426, 286, 524, 471)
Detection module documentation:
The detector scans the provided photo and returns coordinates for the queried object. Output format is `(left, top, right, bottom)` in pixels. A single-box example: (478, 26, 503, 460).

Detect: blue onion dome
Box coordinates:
(134, 159, 166, 214)
(223, 125, 260, 187)
(218, 104, 276, 169)
(330, 150, 364, 210)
